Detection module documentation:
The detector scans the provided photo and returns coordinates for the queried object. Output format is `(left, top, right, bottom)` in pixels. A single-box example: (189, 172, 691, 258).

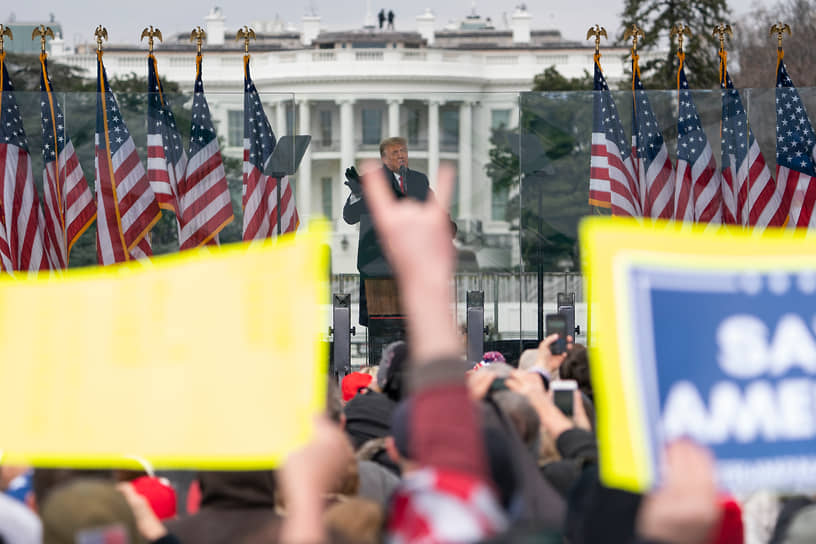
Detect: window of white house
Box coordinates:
(319, 110, 332, 146)
(441, 109, 459, 148)
(491, 109, 512, 130)
(362, 108, 383, 146)
(227, 110, 242, 147)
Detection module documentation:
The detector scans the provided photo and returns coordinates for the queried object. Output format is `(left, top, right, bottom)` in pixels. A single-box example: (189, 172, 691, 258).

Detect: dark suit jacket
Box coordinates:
(343, 165, 431, 278)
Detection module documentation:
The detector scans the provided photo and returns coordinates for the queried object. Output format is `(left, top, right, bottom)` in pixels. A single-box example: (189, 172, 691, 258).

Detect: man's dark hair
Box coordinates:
(559, 344, 592, 400)
(380, 341, 409, 402)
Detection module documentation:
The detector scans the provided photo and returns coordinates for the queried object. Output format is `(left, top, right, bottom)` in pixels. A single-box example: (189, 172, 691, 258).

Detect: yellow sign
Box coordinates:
(0, 224, 329, 469)
(581, 217, 816, 492)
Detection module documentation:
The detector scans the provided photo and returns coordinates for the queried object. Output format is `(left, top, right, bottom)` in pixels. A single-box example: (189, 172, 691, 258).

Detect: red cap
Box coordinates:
(130, 476, 177, 520)
(342, 372, 373, 402)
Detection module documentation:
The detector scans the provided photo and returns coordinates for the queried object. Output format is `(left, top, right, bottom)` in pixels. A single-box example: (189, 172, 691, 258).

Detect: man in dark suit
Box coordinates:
(343, 137, 433, 326)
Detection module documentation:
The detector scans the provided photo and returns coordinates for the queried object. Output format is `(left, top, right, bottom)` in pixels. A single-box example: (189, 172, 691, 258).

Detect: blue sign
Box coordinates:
(629, 266, 816, 492)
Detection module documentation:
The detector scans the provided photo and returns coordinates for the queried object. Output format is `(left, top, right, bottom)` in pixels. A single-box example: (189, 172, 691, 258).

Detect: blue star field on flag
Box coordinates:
(594, 62, 630, 163)
(1, 64, 28, 152)
(677, 68, 708, 165)
(720, 72, 748, 171)
(190, 58, 219, 154)
(147, 59, 184, 167)
(775, 59, 816, 177)
(244, 62, 276, 172)
(39, 58, 66, 163)
(97, 65, 133, 157)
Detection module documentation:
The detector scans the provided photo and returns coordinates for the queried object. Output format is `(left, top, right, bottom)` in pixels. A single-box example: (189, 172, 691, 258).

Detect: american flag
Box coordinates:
(632, 64, 674, 220)
(0, 55, 50, 272)
(178, 55, 233, 249)
(242, 55, 298, 240)
(0, 209, 11, 272)
(39, 55, 96, 269)
(674, 64, 721, 224)
(94, 52, 161, 264)
(775, 58, 815, 229)
(720, 71, 784, 230)
(147, 55, 186, 217)
(590, 56, 641, 216)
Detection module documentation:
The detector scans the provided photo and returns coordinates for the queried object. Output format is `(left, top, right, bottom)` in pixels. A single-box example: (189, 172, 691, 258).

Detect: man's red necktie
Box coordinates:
(399, 175, 405, 193)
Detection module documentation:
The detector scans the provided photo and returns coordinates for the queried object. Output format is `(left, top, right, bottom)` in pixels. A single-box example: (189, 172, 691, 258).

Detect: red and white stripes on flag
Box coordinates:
(178, 55, 234, 249)
(774, 57, 816, 229)
(720, 71, 785, 231)
(146, 54, 185, 217)
(0, 55, 51, 272)
(673, 61, 721, 224)
(94, 52, 161, 265)
(39, 54, 96, 269)
(632, 60, 675, 220)
(590, 55, 641, 216)
(0, 211, 11, 272)
(242, 55, 298, 240)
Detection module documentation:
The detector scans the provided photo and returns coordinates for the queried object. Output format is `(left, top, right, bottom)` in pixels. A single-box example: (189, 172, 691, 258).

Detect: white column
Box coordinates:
(458, 100, 473, 220)
(428, 99, 440, 188)
(276, 101, 288, 138)
(298, 99, 312, 221)
(338, 99, 356, 226)
(387, 98, 402, 138)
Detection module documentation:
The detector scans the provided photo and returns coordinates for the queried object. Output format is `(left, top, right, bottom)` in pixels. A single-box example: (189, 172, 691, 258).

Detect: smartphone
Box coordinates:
(545, 313, 568, 354)
(551, 379, 577, 417)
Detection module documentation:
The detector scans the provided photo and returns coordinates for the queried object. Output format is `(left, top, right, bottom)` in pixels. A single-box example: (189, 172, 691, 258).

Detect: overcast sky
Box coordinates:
(6, 0, 763, 47)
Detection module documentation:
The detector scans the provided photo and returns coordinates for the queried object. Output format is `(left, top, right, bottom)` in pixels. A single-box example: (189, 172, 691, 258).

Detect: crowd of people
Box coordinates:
(1, 163, 815, 543)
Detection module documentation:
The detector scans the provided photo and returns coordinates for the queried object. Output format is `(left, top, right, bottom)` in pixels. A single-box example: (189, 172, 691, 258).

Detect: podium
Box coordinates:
(365, 278, 406, 366)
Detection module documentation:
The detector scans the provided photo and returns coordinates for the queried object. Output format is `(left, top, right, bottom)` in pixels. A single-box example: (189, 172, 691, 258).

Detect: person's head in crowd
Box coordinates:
(40, 479, 143, 544)
(517, 348, 539, 371)
(379, 137, 408, 173)
(196, 471, 277, 510)
(31, 469, 114, 513)
(387, 399, 518, 510)
(324, 498, 384, 544)
(377, 340, 409, 403)
(477, 364, 541, 456)
(490, 390, 541, 458)
(167, 470, 280, 543)
(385, 402, 418, 475)
(558, 344, 592, 400)
(342, 372, 373, 403)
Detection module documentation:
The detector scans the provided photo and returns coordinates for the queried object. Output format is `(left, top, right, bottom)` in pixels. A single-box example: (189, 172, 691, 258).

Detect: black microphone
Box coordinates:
(398, 165, 407, 194)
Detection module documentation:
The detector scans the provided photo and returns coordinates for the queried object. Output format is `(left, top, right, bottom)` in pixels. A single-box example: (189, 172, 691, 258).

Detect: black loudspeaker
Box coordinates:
(557, 292, 579, 338)
(331, 294, 353, 377)
(467, 291, 485, 364)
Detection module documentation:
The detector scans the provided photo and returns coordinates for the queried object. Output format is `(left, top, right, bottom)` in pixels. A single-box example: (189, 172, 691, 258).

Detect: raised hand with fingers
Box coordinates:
(360, 161, 460, 362)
